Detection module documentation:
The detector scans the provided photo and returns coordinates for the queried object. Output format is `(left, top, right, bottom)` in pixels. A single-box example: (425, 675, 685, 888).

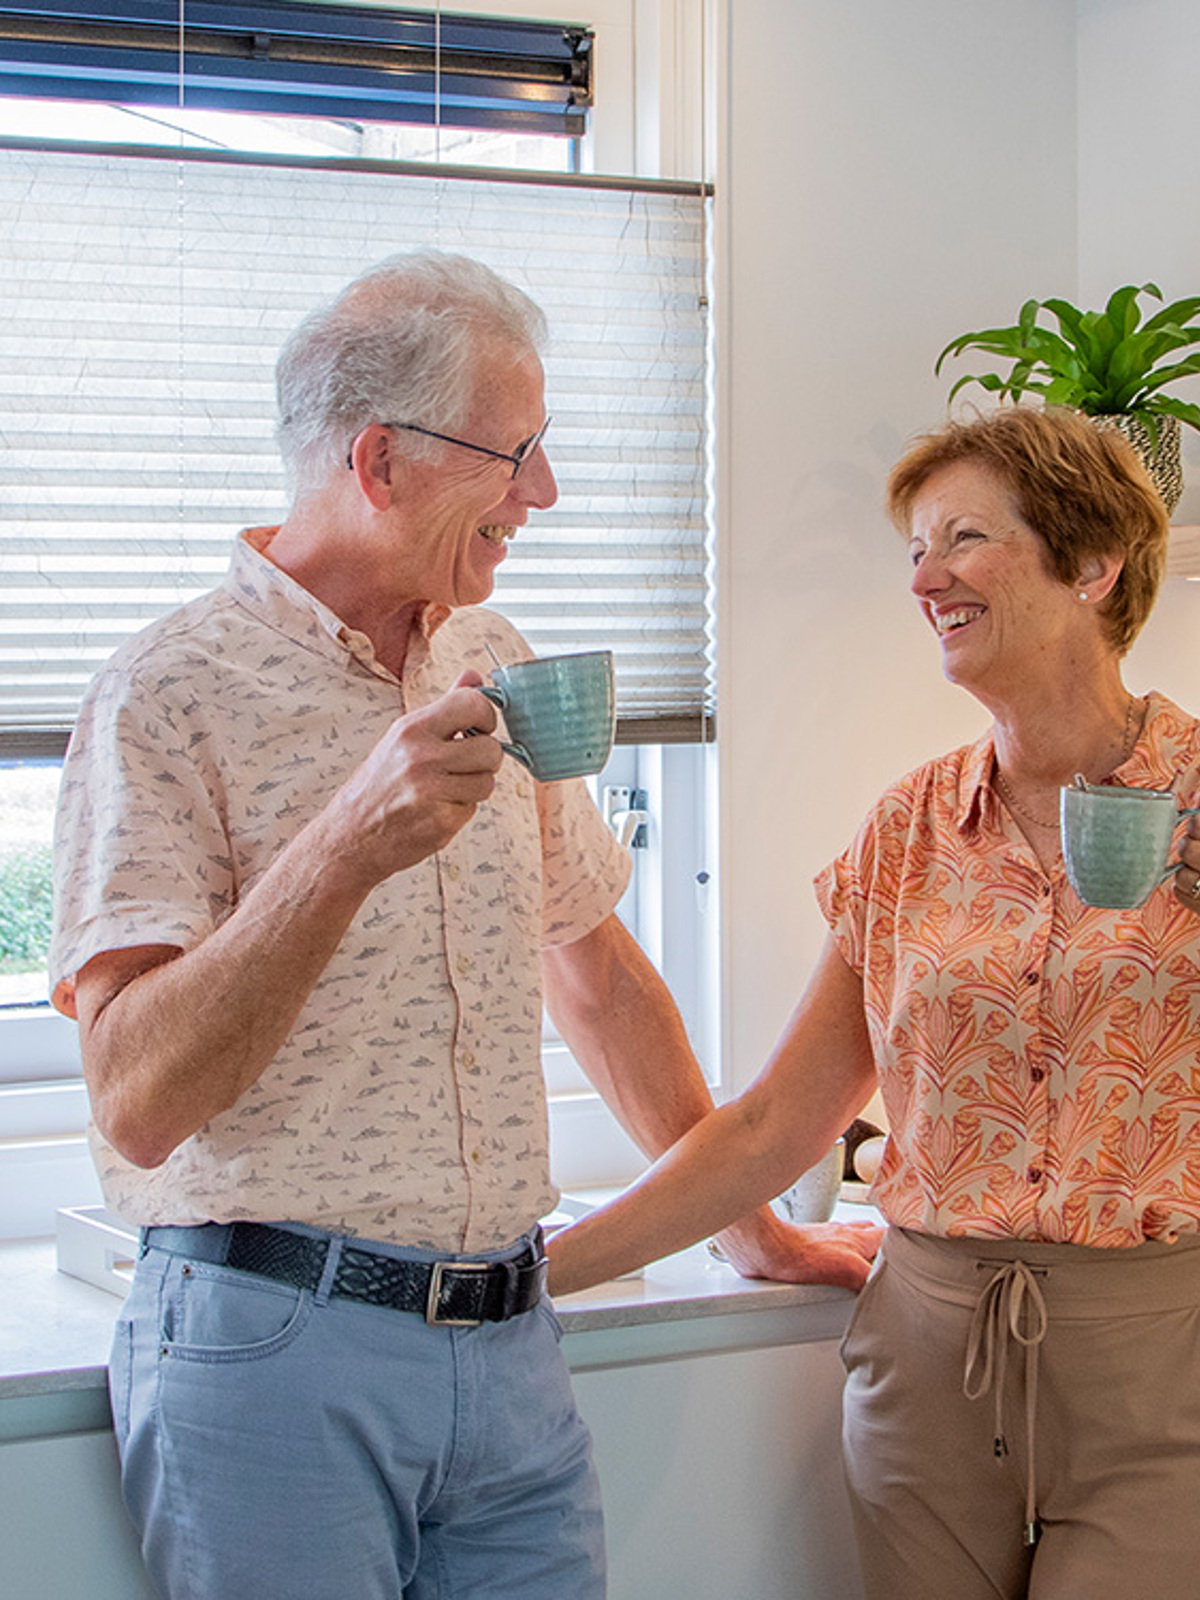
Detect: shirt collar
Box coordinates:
(957, 690, 1183, 839)
(1117, 690, 1190, 793)
(959, 728, 998, 837)
(227, 527, 453, 678)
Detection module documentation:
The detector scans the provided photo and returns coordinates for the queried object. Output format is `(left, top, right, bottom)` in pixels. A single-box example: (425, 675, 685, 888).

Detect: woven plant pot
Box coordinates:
(1090, 412, 1184, 516)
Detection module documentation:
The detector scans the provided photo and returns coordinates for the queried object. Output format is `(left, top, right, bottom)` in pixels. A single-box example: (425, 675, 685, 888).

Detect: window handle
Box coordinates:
(609, 807, 649, 849)
(602, 785, 649, 849)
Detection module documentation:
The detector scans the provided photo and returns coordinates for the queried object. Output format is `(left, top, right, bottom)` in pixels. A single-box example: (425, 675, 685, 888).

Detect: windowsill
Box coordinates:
(0, 1194, 879, 1436)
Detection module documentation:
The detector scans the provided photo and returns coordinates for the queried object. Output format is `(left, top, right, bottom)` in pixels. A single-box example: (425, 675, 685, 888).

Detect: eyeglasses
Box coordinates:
(346, 416, 551, 479)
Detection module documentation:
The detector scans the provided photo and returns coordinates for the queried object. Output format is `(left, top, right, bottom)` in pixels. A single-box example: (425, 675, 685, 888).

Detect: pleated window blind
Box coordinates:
(0, 143, 714, 750)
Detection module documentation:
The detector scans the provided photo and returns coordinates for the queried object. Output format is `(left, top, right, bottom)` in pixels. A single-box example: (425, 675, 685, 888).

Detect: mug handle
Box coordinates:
(476, 685, 534, 771)
(498, 740, 536, 772)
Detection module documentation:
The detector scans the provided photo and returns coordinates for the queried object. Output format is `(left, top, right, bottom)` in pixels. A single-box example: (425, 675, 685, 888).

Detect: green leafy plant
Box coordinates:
(935, 283, 1200, 441)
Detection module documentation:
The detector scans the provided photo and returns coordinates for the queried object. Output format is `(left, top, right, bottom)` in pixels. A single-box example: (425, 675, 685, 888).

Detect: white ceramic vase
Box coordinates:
(773, 1140, 845, 1225)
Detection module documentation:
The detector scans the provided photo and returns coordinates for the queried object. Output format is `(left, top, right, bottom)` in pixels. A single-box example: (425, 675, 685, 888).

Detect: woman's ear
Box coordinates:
(1074, 550, 1124, 606)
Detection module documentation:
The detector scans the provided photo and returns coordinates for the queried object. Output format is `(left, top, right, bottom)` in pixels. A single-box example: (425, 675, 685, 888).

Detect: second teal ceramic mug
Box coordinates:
(1061, 782, 1200, 908)
(479, 650, 615, 782)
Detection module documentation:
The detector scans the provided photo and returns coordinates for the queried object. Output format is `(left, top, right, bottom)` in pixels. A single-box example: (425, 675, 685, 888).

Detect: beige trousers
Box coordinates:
(841, 1226, 1200, 1600)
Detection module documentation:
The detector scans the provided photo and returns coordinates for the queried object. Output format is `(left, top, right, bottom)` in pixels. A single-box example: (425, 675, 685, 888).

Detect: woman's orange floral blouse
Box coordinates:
(815, 691, 1200, 1246)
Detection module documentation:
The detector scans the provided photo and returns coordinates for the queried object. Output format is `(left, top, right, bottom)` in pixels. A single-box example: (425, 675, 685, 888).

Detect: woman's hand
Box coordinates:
(1172, 758, 1200, 910)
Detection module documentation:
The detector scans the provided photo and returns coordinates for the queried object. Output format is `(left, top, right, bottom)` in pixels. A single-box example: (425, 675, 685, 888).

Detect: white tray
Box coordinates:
(56, 1204, 138, 1297)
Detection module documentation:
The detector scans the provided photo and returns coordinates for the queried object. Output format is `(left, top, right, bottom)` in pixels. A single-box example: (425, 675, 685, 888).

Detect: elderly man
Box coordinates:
(50, 252, 877, 1600)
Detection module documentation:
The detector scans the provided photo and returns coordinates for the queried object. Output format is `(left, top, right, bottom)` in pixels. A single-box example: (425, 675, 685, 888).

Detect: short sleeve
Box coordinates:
(813, 785, 908, 980)
(536, 775, 632, 946)
(455, 606, 632, 948)
(49, 665, 233, 1015)
(814, 845, 868, 976)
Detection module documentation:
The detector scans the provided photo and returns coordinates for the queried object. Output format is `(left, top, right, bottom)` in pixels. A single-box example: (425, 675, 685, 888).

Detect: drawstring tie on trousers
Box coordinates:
(963, 1259, 1049, 1549)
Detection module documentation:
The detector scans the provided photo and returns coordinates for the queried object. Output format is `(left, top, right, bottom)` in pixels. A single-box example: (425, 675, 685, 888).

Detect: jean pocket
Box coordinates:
(163, 1261, 312, 1365)
(533, 1295, 564, 1345)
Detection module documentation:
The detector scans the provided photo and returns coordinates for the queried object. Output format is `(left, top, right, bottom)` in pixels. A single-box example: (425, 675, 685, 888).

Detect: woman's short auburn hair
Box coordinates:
(886, 406, 1170, 657)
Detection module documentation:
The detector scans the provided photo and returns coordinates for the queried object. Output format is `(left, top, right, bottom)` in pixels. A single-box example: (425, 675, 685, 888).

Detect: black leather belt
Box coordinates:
(140, 1221, 548, 1327)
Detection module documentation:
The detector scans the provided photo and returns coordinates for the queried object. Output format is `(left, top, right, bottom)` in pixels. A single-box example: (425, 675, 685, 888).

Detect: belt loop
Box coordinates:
(500, 1257, 519, 1319)
(313, 1234, 342, 1306)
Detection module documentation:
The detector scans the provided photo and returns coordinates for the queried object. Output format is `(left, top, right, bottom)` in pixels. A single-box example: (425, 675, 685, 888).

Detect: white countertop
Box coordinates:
(0, 1192, 879, 1425)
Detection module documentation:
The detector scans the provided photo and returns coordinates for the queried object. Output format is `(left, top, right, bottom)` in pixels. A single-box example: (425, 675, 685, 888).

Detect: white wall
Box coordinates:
(257, 2, 1200, 1111)
(715, 1, 1080, 1087)
(1077, 0, 1200, 700)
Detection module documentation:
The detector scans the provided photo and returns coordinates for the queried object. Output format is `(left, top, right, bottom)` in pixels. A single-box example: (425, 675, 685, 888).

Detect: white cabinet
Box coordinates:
(0, 1240, 864, 1600)
(0, 1428, 157, 1599)
(576, 1337, 862, 1600)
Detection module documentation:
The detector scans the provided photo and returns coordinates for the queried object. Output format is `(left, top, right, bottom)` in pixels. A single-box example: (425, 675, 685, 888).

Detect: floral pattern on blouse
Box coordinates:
(816, 692, 1200, 1246)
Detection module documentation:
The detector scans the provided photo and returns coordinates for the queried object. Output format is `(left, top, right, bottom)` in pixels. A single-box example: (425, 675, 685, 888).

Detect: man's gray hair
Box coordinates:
(276, 251, 548, 495)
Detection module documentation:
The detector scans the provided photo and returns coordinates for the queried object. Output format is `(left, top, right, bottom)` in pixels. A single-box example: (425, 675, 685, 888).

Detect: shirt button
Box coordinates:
(1025, 971, 1039, 986)
(1030, 1066, 1046, 1083)
(456, 953, 472, 974)
(460, 1049, 477, 1068)
(1027, 1165, 1043, 1184)
(471, 1148, 483, 1165)
(445, 861, 460, 881)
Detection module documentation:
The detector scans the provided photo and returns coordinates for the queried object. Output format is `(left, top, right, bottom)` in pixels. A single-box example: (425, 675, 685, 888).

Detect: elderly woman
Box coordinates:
(549, 406, 1200, 1600)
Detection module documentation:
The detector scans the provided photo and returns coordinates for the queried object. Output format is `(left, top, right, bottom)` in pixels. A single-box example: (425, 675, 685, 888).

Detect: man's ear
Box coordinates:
(347, 423, 398, 510)
(1074, 549, 1124, 605)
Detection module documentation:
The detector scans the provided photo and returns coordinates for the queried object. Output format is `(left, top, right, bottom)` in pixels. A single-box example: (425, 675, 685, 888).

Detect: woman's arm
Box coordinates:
(546, 935, 879, 1295)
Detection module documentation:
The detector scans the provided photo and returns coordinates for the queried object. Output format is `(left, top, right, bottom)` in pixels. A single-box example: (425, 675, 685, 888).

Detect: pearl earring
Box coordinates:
(1078, 591, 1089, 602)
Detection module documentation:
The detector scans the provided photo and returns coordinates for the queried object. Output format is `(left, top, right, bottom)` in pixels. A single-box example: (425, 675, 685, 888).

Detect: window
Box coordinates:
(0, 0, 717, 1237)
(0, 2, 592, 144)
(550, 740, 718, 1189)
(0, 143, 711, 744)
(0, 760, 56, 1008)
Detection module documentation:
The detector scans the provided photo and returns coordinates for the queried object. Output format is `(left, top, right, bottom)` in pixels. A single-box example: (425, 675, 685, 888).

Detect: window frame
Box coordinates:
(0, 0, 721, 1238)
(0, 739, 717, 1236)
(0, 0, 593, 137)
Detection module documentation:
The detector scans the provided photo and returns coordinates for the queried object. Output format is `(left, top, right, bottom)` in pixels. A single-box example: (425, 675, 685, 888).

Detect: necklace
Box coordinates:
(994, 694, 1143, 832)
(993, 768, 1059, 830)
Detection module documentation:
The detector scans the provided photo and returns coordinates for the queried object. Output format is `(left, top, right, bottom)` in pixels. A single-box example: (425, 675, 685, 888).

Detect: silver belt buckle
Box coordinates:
(426, 1259, 490, 1326)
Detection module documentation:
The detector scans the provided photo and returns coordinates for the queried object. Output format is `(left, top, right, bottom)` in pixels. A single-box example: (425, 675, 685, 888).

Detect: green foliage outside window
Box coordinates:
(0, 846, 54, 973)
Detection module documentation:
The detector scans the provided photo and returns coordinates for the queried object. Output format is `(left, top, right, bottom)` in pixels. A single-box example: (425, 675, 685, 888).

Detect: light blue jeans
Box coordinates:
(109, 1225, 605, 1599)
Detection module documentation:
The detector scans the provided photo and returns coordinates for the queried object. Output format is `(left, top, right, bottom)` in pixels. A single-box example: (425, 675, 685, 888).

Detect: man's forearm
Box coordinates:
(542, 915, 800, 1273)
(542, 921, 880, 1288)
(542, 914, 717, 1158)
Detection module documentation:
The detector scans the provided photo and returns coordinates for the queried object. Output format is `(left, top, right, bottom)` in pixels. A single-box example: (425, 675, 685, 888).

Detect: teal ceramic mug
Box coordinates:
(479, 650, 615, 782)
(1061, 782, 1200, 908)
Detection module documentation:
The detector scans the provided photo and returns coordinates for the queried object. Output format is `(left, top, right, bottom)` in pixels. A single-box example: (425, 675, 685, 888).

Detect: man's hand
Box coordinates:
(712, 1211, 883, 1293)
(330, 671, 504, 888)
